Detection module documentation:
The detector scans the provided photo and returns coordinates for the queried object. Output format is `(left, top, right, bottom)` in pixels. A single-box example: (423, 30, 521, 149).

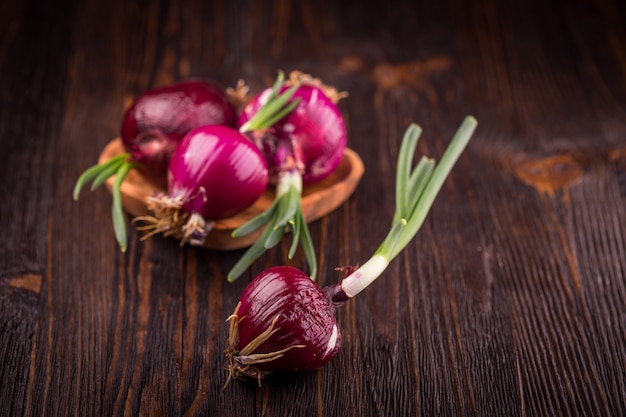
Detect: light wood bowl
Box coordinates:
(98, 138, 364, 250)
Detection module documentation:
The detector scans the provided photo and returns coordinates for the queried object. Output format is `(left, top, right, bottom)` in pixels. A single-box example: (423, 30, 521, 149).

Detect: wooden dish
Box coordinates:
(98, 138, 364, 250)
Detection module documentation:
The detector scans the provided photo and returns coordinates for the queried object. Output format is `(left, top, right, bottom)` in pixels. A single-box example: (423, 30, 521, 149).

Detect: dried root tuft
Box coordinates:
(223, 302, 305, 388)
(287, 70, 349, 104)
(226, 79, 250, 112)
(133, 195, 213, 246)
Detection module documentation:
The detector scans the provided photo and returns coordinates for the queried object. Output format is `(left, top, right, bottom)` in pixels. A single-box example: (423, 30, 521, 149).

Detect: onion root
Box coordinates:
(224, 302, 306, 388)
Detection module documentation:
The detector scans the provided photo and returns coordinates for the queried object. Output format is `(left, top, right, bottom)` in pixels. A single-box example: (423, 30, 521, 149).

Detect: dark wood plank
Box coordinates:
(0, 0, 625, 416)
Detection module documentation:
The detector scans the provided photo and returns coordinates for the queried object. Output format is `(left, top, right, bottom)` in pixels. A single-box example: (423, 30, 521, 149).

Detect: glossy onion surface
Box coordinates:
(236, 266, 341, 372)
(168, 125, 268, 219)
(121, 79, 236, 179)
(238, 84, 346, 185)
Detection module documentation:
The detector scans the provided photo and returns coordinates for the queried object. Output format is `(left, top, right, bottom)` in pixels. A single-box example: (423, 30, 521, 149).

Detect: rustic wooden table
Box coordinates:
(1, 0, 625, 416)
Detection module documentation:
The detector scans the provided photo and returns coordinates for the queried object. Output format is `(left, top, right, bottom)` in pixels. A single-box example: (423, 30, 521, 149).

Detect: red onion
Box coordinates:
(135, 125, 269, 246)
(238, 72, 347, 186)
(74, 79, 237, 251)
(225, 117, 478, 385)
(225, 266, 340, 383)
(228, 72, 348, 282)
(121, 79, 236, 181)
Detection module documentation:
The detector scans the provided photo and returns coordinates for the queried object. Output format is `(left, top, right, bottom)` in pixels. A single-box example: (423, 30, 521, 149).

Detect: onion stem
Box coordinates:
(73, 153, 129, 199)
(340, 116, 477, 299)
(73, 153, 136, 252)
(228, 72, 319, 282)
(239, 71, 301, 134)
(111, 163, 133, 252)
(228, 170, 316, 282)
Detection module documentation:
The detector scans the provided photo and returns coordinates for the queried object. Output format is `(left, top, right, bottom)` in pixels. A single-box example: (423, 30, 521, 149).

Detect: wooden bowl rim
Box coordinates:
(98, 138, 364, 249)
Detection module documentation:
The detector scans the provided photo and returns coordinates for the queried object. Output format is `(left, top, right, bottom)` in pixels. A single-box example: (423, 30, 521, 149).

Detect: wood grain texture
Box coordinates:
(1, 0, 625, 416)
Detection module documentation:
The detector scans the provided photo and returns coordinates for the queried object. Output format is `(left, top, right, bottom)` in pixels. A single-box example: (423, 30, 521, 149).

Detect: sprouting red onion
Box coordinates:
(226, 266, 340, 382)
(227, 72, 348, 282)
(238, 82, 346, 186)
(121, 79, 237, 181)
(225, 117, 478, 386)
(136, 124, 268, 246)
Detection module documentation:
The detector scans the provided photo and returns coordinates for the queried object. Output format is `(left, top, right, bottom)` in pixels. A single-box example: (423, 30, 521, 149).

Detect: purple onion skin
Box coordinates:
(121, 79, 236, 182)
(238, 84, 346, 185)
(235, 266, 341, 372)
(168, 125, 268, 219)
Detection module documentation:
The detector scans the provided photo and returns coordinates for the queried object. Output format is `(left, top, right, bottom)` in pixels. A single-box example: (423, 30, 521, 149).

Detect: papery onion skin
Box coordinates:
(234, 266, 341, 373)
(238, 84, 347, 185)
(168, 125, 268, 219)
(121, 79, 237, 181)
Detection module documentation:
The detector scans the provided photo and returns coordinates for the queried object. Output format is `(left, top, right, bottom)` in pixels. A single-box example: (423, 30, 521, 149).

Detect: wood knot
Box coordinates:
(608, 146, 626, 166)
(608, 146, 626, 197)
(513, 153, 586, 197)
(7, 274, 42, 294)
(371, 56, 452, 90)
(338, 55, 367, 73)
